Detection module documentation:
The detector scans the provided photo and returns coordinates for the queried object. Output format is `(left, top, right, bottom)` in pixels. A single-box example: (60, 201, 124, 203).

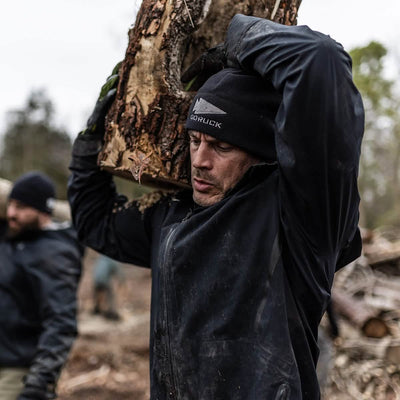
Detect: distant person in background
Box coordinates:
(92, 254, 123, 321)
(0, 171, 82, 400)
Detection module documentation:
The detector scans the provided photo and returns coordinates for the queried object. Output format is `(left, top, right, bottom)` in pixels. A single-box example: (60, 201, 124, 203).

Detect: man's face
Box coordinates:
(189, 130, 259, 207)
(6, 199, 42, 238)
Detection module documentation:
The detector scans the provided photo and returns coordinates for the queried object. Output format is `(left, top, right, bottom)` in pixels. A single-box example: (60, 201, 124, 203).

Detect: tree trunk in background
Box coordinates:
(100, 0, 302, 189)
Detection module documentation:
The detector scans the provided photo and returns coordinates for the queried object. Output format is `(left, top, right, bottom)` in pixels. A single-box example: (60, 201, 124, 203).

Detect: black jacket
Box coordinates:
(68, 15, 364, 400)
(0, 221, 82, 399)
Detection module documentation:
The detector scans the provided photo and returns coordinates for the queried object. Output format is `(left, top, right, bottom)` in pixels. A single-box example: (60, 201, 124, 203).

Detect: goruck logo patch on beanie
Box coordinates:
(190, 98, 226, 129)
(189, 98, 226, 130)
(193, 98, 227, 115)
(186, 68, 281, 161)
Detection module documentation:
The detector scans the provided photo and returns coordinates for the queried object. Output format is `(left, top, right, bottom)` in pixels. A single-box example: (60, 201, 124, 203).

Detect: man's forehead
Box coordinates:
(188, 130, 223, 143)
(8, 198, 37, 212)
(8, 198, 26, 207)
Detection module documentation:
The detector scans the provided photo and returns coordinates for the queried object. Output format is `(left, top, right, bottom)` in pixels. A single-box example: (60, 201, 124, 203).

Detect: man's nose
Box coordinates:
(192, 142, 212, 170)
(6, 204, 17, 219)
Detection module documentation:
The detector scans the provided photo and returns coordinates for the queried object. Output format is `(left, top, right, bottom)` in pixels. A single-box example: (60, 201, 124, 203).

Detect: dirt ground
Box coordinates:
(57, 250, 152, 400)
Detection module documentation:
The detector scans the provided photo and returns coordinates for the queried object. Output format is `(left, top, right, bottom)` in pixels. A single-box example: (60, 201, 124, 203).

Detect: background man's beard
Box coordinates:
(6, 218, 41, 239)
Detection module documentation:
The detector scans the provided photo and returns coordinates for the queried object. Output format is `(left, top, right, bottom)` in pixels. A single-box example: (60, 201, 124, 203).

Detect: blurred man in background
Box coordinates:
(0, 171, 82, 400)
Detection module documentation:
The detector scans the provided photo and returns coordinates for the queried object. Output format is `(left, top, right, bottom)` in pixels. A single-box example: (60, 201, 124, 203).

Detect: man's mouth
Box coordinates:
(7, 219, 18, 228)
(193, 177, 214, 192)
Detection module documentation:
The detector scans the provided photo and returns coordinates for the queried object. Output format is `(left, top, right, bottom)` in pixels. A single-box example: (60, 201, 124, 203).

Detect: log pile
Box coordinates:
(322, 229, 400, 400)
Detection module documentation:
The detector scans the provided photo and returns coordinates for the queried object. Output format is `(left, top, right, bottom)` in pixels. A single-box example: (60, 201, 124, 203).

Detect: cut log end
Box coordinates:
(362, 317, 390, 339)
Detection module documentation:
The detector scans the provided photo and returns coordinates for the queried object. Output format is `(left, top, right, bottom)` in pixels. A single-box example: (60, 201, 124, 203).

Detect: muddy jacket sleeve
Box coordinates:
(225, 15, 364, 267)
(68, 134, 152, 266)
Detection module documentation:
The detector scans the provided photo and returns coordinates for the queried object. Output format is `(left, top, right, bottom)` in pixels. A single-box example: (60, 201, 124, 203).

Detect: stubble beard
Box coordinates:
(191, 168, 224, 207)
(6, 217, 41, 239)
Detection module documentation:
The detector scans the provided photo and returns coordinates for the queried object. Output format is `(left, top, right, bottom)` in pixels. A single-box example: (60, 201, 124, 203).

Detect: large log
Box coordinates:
(99, 0, 302, 188)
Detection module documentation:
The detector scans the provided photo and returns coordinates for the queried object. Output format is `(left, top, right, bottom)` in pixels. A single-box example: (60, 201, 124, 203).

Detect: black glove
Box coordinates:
(181, 44, 226, 91)
(81, 61, 121, 137)
(18, 386, 53, 400)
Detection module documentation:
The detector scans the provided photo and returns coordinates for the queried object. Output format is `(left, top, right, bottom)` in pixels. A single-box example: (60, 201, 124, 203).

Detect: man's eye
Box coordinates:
(215, 144, 233, 152)
(190, 138, 200, 146)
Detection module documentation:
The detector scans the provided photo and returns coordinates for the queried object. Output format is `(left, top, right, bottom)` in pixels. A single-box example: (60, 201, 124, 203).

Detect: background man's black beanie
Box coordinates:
(185, 67, 281, 161)
(9, 171, 56, 214)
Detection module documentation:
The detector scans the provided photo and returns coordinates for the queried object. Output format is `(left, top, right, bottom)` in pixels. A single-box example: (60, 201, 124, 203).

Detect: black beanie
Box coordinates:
(185, 68, 281, 161)
(9, 171, 56, 214)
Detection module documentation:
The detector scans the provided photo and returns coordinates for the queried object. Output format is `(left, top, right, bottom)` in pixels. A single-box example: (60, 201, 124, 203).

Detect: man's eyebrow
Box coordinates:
(188, 132, 226, 145)
(188, 132, 200, 139)
(206, 137, 232, 146)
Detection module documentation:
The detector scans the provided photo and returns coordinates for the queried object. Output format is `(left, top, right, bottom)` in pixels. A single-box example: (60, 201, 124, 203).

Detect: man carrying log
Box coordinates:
(0, 172, 83, 400)
(69, 14, 364, 400)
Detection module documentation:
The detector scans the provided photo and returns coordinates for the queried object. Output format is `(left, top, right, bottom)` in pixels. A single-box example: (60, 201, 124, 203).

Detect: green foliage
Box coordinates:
(351, 42, 391, 111)
(350, 42, 400, 228)
(0, 90, 72, 199)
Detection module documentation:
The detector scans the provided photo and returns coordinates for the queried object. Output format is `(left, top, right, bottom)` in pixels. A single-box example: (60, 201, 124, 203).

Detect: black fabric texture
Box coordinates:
(17, 385, 51, 400)
(185, 68, 281, 161)
(9, 172, 56, 214)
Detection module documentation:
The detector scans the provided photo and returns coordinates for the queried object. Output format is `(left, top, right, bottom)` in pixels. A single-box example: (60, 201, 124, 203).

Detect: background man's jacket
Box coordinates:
(68, 14, 364, 400)
(0, 221, 82, 398)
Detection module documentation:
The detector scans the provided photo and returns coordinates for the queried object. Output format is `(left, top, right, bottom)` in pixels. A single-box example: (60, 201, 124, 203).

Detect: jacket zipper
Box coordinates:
(161, 224, 180, 399)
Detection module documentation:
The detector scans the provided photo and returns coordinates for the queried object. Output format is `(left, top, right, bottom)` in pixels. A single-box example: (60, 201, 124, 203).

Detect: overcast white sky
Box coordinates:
(1, 0, 399, 137)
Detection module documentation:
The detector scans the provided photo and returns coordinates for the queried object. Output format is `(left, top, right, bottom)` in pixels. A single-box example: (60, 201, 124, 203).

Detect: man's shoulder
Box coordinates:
(42, 221, 76, 240)
(38, 222, 84, 258)
(29, 224, 83, 278)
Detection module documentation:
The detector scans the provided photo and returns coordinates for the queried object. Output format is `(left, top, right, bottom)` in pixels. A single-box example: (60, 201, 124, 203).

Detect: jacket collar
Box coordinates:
(228, 161, 278, 196)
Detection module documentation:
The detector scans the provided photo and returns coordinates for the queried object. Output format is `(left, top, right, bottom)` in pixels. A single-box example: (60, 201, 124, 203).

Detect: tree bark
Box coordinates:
(99, 0, 302, 188)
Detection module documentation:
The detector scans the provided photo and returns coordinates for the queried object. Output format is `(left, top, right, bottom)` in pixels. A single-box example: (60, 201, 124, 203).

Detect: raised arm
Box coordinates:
(68, 68, 152, 267)
(225, 14, 364, 258)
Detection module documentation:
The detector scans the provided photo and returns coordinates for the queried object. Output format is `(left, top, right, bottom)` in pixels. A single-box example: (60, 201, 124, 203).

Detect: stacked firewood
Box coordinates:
(322, 229, 400, 400)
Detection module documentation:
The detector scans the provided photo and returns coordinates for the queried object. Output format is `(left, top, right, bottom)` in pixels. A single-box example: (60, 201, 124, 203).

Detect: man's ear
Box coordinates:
(38, 212, 52, 229)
